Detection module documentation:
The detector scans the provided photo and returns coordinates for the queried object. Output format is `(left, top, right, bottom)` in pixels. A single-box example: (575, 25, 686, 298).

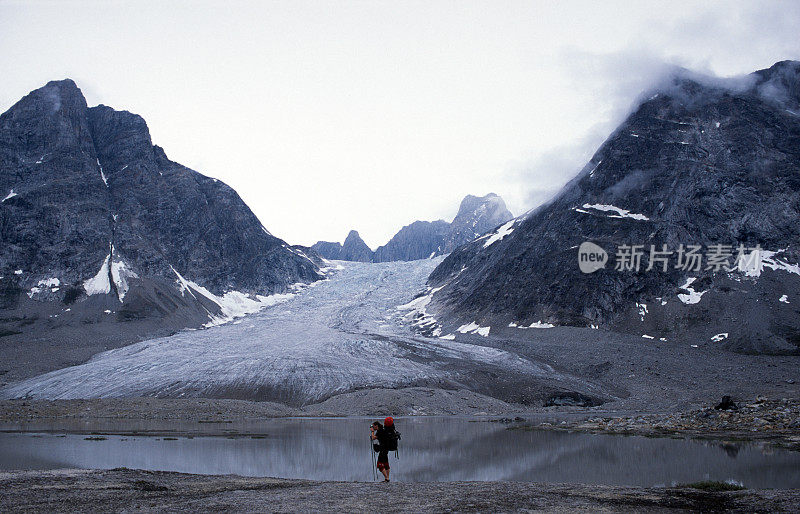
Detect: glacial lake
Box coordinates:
(1, 417, 799, 488)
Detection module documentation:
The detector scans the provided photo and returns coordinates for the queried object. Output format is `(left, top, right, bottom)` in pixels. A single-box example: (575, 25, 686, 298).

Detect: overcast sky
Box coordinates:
(2, 1, 799, 248)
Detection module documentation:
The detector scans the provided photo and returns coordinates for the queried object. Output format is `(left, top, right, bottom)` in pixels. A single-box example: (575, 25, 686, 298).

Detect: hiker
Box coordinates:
(370, 416, 399, 482)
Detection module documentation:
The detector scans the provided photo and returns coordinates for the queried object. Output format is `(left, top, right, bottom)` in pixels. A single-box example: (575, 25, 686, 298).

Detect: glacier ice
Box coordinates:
(2, 258, 558, 405)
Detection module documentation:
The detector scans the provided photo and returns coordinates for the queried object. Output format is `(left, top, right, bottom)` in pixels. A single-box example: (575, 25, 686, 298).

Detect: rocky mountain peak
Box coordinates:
(442, 193, 513, 254)
(312, 230, 373, 262)
(37, 79, 86, 112)
(344, 230, 364, 244)
(341, 230, 373, 262)
(1, 79, 321, 344)
(427, 60, 800, 355)
(752, 59, 800, 109)
(456, 193, 499, 215)
(316, 194, 513, 263)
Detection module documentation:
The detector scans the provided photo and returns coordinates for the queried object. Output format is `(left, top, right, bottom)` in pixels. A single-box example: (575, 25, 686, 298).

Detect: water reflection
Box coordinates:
(1, 417, 798, 487)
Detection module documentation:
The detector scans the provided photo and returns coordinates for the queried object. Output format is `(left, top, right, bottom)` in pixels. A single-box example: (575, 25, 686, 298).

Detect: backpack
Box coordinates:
(382, 426, 400, 452)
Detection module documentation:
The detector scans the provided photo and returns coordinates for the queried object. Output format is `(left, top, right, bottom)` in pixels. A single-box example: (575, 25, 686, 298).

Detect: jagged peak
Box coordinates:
(757, 59, 800, 76)
(1, 78, 89, 121)
(457, 193, 498, 213)
(37, 79, 86, 108)
(633, 59, 800, 113)
(87, 103, 154, 149)
(343, 230, 372, 251)
(455, 193, 511, 220)
(40, 78, 82, 94)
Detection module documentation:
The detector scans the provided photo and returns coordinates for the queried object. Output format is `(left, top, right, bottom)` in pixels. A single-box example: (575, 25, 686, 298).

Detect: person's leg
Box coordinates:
(378, 451, 390, 481)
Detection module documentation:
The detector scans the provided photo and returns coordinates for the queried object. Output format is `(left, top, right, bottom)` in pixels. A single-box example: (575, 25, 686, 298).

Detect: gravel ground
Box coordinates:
(0, 391, 526, 429)
(0, 398, 301, 423)
(2, 468, 799, 513)
(467, 325, 800, 414)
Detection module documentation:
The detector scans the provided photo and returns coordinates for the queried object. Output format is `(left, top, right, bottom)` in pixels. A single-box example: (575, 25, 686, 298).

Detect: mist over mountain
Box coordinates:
(313, 193, 513, 263)
(425, 60, 800, 355)
(0, 79, 321, 370)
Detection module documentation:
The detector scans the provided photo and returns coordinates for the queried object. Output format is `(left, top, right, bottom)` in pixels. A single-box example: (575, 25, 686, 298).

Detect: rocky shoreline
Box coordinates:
(0, 388, 529, 429)
(515, 397, 800, 451)
(3, 395, 798, 448)
(1, 468, 799, 513)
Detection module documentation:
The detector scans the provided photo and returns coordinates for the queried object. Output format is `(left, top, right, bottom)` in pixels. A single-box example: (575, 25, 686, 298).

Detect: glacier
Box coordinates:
(0, 258, 562, 405)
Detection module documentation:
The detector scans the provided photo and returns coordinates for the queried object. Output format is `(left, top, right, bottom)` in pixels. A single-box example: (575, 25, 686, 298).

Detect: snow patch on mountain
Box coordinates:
(27, 278, 61, 298)
(508, 321, 555, 329)
(96, 158, 108, 186)
(457, 321, 491, 336)
(203, 291, 296, 328)
(735, 248, 800, 277)
(578, 203, 650, 221)
(481, 219, 516, 248)
(110, 260, 138, 301)
(678, 277, 706, 304)
(637, 303, 648, 321)
(396, 285, 443, 336)
(84, 255, 112, 295)
(83, 247, 140, 301)
(169, 266, 296, 327)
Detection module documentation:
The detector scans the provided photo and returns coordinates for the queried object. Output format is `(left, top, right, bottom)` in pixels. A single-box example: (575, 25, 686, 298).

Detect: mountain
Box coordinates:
(426, 60, 800, 355)
(441, 194, 514, 254)
(313, 194, 513, 263)
(309, 241, 344, 261)
(339, 230, 373, 262)
(312, 230, 372, 262)
(374, 194, 513, 262)
(0, 79, 321, 369)
(373, 220, 450, 262)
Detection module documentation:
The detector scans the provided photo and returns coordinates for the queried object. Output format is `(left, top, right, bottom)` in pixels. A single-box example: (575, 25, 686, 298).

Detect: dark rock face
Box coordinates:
(373, 220, 450, 262)
(312, 230, 372, 262)
(310, 241, 344, 261)
(314, 194, 513, 263)
(0, 79, 321, 341)
(428, 61, 800, 354)
(289, 245, 327, 268)
(339, 230, 373, 262)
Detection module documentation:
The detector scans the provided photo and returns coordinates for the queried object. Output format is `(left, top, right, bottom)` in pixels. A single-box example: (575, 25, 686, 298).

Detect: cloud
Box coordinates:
(500, 124, 602, 213)
(500, 49, 676, 213)
(505, 0, 800, 216)
(3, 1, 800, 246)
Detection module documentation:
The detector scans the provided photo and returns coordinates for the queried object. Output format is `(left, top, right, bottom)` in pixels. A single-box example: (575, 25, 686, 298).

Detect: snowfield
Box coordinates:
(574, 203, 649, 221)
(1, 259, 558, 405)
(481, 219, 516, 248)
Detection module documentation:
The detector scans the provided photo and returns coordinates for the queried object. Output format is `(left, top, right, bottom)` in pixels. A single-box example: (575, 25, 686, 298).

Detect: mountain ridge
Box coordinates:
(0, 79, 321, 350)
(425, 60, 800, 355)
(312, 193, 513, 262)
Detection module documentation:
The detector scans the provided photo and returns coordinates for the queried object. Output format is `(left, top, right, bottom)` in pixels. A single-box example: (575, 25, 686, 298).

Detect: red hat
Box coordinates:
(384, 416, 394, 426)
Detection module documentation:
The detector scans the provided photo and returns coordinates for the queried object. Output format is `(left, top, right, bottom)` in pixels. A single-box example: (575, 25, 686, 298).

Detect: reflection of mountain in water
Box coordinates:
(1, 418, 799, 488)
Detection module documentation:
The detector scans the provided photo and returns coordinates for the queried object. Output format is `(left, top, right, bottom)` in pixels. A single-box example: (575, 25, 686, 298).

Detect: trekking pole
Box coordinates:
(370, 436, 376, 481)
